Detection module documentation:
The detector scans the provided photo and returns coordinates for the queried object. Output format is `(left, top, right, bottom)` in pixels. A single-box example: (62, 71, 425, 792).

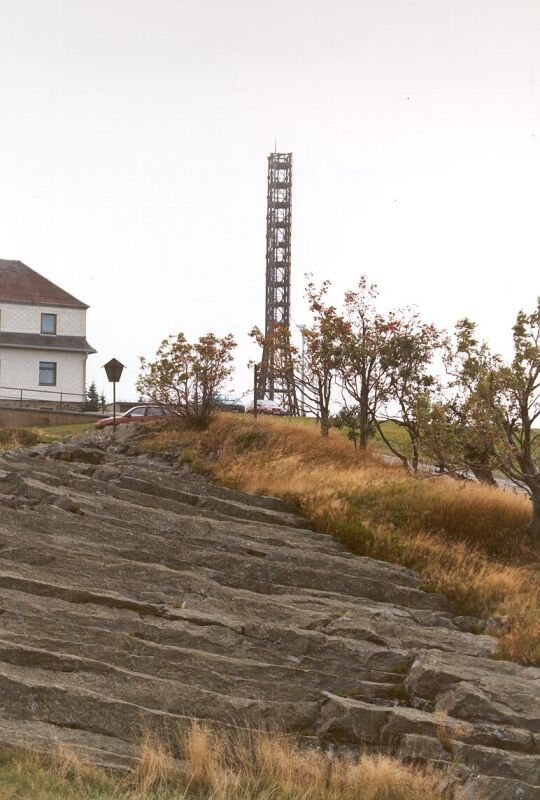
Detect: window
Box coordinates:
(146, 406, 165, 416)
(128, 406, 146, 417)
(41, 313, 57, 335)
(39, 361, 57, 386)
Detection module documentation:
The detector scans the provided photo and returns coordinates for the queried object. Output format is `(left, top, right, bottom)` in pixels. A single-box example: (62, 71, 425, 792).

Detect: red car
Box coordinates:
(245, 399, 286, 416)
(96, 405, 171, 429)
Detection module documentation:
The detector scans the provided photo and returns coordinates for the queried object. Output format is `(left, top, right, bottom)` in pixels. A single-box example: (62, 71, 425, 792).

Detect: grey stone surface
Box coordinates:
(0, 431, 537, 795)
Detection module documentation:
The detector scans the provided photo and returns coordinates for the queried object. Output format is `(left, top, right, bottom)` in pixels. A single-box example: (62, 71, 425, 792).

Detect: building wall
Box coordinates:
(0, 302, 86, 336)
(0, 407, 103, 427)
(0, 347, 87, 401)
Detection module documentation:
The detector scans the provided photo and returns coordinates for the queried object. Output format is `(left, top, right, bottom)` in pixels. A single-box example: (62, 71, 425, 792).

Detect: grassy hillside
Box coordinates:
(1, 414, 537, 664)
(141, 414, 540, 666)
(0, 725, 452, 800)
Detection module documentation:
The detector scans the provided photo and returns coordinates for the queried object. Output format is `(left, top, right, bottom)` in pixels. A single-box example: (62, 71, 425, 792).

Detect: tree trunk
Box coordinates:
(464, 445, 496, 486)
(470, 465, 497, 486)
(530, 486, 540, 540)
(320, 415, 330, 437)
(411, 440, 419, 472)
(359, 386, 370, 450)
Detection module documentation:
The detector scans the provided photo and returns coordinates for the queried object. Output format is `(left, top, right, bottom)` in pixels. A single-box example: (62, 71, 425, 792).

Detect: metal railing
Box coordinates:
(0, 385, 87, 411)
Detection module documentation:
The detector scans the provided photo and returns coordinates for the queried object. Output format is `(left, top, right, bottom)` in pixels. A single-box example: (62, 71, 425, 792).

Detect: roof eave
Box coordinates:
(0, 298, 89, 310)
(0, 342, 97, 355)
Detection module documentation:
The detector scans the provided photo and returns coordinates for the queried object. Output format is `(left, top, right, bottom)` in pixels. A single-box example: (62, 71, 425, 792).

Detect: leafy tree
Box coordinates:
(424, 307, 540, 537)
(137, 332, 236, 423)
(375, 311, 441, 471)
(250, 280, 347, 433)
(297, 280, 348, 435)
(486, 302, 540, 537)
(339, 277, 394, 450)
(422, 319, 500, 484)
(85, 381, 99, 411)
(99, 392, 107, 413)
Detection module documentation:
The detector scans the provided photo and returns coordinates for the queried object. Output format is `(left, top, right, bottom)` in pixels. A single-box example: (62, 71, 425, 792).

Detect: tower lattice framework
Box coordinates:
(258, 152, 297, 410)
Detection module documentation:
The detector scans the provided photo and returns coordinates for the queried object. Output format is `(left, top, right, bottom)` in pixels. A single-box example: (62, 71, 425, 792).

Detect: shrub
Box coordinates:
(137, 332, 236, 423)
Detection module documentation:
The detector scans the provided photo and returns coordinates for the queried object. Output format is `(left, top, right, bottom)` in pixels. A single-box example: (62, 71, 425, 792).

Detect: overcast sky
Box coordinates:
(0, 0, 538, 400)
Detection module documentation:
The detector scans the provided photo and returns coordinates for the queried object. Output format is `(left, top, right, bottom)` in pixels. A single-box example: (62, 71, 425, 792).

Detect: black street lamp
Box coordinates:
(103, 358, 125, 433)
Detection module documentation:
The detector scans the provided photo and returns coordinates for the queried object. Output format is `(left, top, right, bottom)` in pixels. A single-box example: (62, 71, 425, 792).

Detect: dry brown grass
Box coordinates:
(0, 426, 40, 450)
(135, 732, 178, 794)
(175, 721, 452, 800)
(48, 742, 96, 782)
(0, 724, 458, 799)
(141, 414, 540, 666)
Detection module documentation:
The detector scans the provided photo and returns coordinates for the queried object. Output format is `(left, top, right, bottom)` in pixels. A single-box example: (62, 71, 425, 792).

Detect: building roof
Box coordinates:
(0, 332, 96, 354)
(0, 260, 89, 309)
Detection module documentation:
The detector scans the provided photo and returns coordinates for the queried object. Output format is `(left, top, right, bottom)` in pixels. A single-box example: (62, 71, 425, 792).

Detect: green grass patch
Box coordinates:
(0, 422, 96, 451)
(31, 422, 97, 443)
(0, 748, 117, 800)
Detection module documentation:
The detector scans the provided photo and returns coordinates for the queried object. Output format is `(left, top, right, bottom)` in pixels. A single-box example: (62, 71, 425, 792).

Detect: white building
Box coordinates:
(0, 260, 96, 405)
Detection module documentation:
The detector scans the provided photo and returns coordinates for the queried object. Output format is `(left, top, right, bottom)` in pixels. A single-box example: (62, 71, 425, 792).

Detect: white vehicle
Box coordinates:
(245, 398, 286, 416)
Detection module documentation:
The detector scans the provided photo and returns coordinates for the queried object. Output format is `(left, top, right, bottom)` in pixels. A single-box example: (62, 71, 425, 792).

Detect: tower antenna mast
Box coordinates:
(257, 151, 297, 412)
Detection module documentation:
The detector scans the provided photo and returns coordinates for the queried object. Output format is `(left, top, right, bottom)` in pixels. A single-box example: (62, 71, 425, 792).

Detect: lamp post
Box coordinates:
(103, 358, 125, 436)
(253, 363, 260, 418)
(297, 325, 306, 417)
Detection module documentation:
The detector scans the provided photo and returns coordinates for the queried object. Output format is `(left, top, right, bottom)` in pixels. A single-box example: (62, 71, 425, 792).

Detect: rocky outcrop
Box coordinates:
(0, 431, 537, 797)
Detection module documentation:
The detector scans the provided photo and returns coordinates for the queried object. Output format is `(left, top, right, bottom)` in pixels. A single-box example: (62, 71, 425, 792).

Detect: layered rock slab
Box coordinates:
(0, 432, 537, 797)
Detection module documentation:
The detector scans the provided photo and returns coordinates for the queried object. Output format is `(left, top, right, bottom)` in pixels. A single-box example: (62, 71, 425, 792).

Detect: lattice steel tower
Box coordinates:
(258, 152, 294, 402)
